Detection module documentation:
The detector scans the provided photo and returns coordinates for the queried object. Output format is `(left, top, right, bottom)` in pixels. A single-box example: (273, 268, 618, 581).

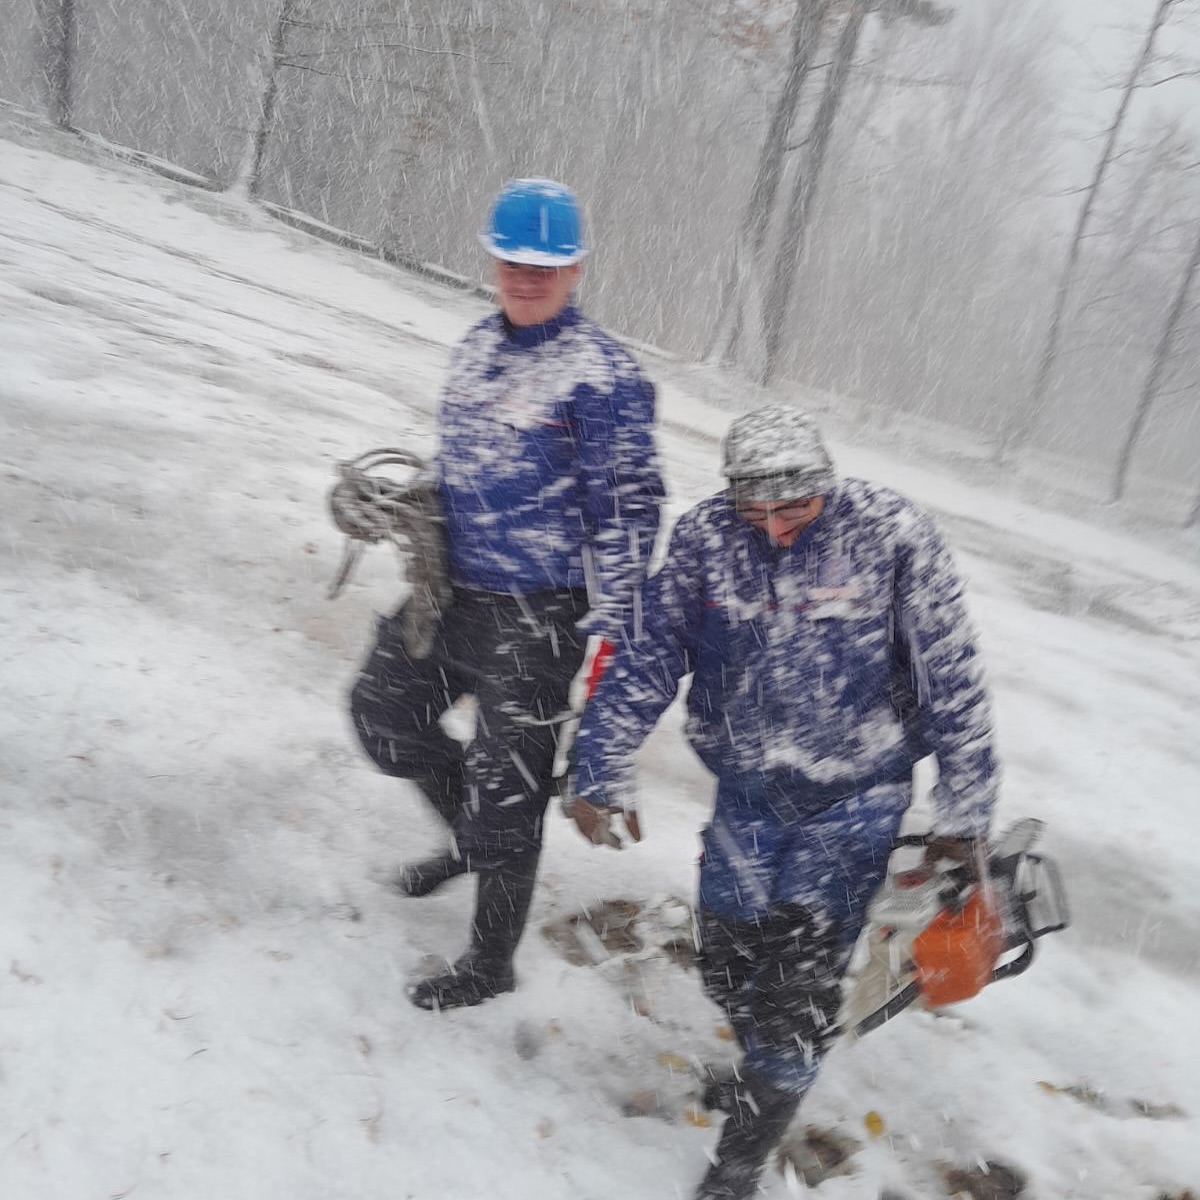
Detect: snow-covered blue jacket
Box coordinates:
(575, 480, 998, 838)
(436, 305, 664, 642)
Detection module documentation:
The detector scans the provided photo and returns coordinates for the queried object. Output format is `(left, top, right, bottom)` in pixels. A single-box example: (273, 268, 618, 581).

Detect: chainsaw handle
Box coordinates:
(990, 937, 1035, 983)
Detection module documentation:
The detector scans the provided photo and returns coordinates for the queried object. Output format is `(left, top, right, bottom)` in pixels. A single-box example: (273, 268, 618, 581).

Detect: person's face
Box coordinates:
(493, 260, 581, 326)
(736, 495, 826, 547)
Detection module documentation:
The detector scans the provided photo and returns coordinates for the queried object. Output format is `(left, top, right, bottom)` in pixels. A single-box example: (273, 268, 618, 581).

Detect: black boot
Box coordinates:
(408, 850, 538, 1011)
(699, 1064, 740, 1114)
(693, 1071, 801, 1200)
(394, 760, 467, 897)
(393, 852, 469, 897)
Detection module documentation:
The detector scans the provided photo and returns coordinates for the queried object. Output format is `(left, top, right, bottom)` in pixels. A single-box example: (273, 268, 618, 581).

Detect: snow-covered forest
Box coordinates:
(2, 0, 1200, 514)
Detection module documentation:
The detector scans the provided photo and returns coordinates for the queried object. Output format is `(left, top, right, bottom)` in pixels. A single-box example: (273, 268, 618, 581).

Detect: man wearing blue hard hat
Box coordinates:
(350, 178, 665, 1010)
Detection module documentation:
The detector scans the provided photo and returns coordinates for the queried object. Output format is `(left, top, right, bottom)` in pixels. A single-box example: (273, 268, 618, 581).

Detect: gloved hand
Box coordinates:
(566, 798, 642, 849)
(923, 835, 986, 881)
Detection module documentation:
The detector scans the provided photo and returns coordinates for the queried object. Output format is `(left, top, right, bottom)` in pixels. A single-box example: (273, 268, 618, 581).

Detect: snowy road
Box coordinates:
(2, 118, 1199, 1200)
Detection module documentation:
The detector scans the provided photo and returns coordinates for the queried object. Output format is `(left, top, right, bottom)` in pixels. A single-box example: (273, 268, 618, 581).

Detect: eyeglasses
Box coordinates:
(496, 261, 560, 277)
(736, 497, 822, 522)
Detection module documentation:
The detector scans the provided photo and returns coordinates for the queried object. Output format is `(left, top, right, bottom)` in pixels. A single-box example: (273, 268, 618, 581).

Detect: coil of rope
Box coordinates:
(326, 448, 449, 659)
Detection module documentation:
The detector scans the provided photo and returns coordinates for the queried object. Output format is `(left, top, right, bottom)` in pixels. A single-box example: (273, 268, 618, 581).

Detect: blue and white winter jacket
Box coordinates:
(436, 305, 664, 642)
(575, 480, 998, 838)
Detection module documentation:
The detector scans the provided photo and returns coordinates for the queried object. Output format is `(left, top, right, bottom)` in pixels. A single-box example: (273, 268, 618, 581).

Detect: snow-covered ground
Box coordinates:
(2, 117, 1199, 1200)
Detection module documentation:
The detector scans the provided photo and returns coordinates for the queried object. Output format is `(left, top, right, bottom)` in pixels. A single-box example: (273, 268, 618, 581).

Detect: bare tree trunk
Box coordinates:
(999, 0, 1176, 463)
(706, 0, 828, 365)
(759, 0, 869, 386)
(37, 0, 76, 129)
(832, 14, 901, 166)
(1112, 222, 1200, 503)
(230, 0, 296, 198)
(1090, 123, 1187, 299)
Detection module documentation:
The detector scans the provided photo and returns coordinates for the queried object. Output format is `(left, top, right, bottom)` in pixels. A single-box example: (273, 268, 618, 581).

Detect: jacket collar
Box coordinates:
(500, 303, 582, 349)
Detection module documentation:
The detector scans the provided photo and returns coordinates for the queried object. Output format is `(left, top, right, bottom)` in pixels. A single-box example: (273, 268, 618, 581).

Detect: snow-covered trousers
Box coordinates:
(349, 586, 589, 861)
(697, 780, 910, 1094)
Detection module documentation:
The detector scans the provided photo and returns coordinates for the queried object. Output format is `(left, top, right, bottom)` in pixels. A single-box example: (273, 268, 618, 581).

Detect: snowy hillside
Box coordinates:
(1, 118, 1199, 1200)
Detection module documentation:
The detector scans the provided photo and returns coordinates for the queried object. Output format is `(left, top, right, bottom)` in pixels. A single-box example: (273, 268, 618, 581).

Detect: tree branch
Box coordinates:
(852, 68, 965, 88)
(282, 17, 438, 33)
(278, 59, 432, 86)
(284, 42, 497, 63)
(1137, 67, 1200, 86)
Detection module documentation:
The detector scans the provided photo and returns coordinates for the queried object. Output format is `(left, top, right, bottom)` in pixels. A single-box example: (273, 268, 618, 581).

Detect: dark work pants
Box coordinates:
(697, 781, 910, 1095)
(349, 586, 589, 864)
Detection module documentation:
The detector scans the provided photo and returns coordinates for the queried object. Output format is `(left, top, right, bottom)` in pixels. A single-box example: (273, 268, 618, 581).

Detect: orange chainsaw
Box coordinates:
(839, 818, 1069, 1039)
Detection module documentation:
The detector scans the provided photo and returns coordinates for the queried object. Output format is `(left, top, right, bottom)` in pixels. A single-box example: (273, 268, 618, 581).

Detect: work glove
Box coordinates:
(566, 798, 642, 850)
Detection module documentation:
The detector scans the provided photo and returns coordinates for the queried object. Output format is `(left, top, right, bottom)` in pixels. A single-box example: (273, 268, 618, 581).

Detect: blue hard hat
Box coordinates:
(479, 178, 588, 266)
